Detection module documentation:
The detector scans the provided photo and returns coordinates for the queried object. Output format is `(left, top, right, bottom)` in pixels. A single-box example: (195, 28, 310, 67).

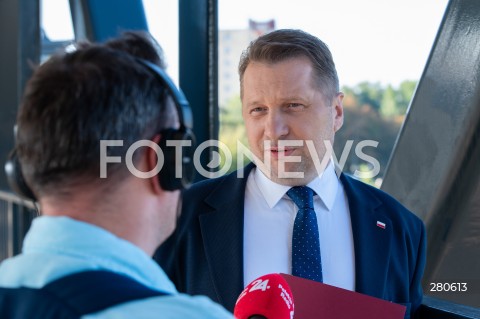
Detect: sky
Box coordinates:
(42, 0, 449, 87)
(217, 0, 449, 87)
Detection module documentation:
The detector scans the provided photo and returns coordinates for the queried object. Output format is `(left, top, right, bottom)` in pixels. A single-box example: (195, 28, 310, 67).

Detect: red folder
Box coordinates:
(280, 274, 406, 319)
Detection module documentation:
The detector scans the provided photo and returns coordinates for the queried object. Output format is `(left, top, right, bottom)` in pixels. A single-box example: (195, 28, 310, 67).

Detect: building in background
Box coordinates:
(218, 19, 275, 108)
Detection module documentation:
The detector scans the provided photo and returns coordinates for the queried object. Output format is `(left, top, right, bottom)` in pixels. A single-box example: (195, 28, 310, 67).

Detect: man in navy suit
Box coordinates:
(155, 29, 426, 319)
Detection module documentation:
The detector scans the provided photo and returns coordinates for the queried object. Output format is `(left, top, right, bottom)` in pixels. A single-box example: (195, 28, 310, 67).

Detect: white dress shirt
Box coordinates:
(243, 161, 355, 291)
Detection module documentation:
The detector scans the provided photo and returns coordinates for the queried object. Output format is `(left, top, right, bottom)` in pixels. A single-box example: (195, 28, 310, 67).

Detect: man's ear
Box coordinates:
(146, 134, 163, 195)
(333, 92, 344, 132)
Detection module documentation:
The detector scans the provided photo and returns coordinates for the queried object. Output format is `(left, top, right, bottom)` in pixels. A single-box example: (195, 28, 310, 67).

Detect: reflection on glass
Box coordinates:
(41, 0, 74, 41)
(143, 0, 179, 85)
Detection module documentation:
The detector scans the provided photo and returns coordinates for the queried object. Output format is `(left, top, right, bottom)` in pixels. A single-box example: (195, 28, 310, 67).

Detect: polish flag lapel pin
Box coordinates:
(376, 221, 386, 229)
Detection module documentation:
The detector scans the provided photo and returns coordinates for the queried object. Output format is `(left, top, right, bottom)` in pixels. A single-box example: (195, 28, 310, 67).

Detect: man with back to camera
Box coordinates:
(156, 29, 426, 319)
(0, 31, 232, 318)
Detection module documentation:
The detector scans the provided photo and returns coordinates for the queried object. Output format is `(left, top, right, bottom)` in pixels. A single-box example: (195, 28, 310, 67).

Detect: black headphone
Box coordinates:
(4, 58, 196, 201)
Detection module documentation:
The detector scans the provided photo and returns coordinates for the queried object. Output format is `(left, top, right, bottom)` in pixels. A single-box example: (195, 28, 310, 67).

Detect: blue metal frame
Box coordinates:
(179, 0, 218, 180)
(0, 0, 40, 191)
(69, 0, 148, 42)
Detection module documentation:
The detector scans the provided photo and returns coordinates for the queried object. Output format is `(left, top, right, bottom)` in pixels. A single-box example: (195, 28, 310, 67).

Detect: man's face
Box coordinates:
(241, 57, 344, 185)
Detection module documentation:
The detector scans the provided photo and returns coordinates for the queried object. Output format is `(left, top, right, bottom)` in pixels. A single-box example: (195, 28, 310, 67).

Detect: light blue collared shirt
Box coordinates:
(0, 216, 232, 319)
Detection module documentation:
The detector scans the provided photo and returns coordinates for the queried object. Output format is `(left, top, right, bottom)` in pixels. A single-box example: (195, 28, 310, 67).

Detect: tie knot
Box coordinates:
(287, 186, 315, 210)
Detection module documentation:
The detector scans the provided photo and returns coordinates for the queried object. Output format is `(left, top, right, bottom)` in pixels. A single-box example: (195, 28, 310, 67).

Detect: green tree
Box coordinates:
(396, 80, 417, 114)
(338, 80, 417, 184)
(355, 81, 384, 113)
(219, 94, 248, 173)
(380, 85, 397, 117)
(220, 94, 242, 125)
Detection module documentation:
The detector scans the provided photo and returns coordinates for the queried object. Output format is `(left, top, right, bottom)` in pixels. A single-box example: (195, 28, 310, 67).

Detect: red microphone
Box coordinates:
(233, 274, 294, 319)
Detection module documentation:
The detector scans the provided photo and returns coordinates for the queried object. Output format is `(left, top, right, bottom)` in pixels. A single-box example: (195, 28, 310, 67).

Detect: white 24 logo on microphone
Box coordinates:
(249, 279, 270, 292)
(237, 279, 271, 301)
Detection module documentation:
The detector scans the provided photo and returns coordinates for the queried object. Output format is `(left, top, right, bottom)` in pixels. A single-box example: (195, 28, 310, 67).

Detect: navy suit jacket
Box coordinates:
(155, 163, 426, 319)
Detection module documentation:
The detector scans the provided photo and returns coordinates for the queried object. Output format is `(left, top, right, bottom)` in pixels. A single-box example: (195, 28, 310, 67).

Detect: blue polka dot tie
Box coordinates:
(287, 186, 323, 282)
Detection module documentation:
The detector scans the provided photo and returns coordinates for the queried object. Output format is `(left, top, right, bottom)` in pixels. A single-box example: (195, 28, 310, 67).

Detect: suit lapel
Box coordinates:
(198, 163, 255, 311)
(340, 174, 392, 298)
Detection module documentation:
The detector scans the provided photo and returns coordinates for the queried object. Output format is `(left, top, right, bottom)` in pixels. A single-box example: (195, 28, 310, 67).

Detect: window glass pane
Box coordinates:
(143, 0, 179, 85)
(41, 0, 74, 41)
(40, 0, 179, 83)
(218, 0, 448, 186)
(40, 0, 74, 62)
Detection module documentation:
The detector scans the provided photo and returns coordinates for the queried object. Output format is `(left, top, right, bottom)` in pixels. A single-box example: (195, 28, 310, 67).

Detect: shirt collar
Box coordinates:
(254, 160, 339, 211)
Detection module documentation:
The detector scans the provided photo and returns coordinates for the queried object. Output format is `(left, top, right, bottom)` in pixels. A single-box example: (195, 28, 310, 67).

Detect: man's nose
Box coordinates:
(264, 111, 288, 140)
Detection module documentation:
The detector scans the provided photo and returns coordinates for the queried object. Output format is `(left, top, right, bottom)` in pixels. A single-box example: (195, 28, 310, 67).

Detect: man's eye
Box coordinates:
(250, 107, 266, 114)
(288, 103, 304, 109)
